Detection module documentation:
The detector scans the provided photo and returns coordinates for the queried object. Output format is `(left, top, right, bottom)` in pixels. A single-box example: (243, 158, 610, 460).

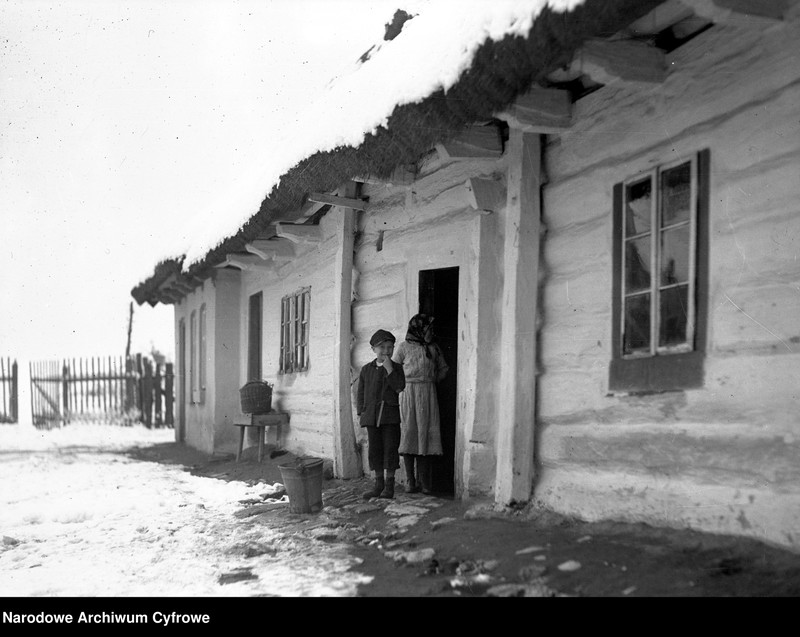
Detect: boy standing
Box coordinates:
(357, 329, 405, 499)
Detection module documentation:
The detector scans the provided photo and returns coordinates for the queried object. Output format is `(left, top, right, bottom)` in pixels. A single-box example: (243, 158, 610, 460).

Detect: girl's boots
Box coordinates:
(418, 456, 433, 495)
(363, 473, 385, 499)
(404, 456, 421, 493)
(379, 472, 395, 499)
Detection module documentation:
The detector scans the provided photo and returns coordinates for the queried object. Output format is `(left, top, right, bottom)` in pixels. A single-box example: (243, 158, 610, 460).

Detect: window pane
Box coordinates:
(660, 225, 690, 285)
(661, 162, 691, 226)
(625, 237, 651, 293)
(280, 297, 288, 373)
(659, 285, 689, 347)
(625, 178, 652, 236)
(623, 293, 651, 355)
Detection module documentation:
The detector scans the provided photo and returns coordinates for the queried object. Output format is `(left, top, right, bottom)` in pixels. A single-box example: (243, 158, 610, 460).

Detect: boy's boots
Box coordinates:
(379, 473, 395, 499)
(363, 474, 385, 499)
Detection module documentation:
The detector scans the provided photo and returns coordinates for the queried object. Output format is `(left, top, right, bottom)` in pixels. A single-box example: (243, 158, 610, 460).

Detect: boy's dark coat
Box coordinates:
(357, 361, 405, 427)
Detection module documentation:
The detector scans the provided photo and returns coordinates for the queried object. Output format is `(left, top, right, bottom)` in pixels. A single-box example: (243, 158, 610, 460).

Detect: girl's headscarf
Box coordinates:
(406, 313, 434, 358)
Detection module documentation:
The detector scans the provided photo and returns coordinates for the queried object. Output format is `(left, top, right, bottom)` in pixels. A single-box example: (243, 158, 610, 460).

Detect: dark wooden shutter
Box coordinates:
(248, 292, 262, 380)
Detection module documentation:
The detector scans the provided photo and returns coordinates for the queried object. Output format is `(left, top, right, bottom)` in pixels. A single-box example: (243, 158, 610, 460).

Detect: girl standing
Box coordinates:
(393, 314, 449, 494)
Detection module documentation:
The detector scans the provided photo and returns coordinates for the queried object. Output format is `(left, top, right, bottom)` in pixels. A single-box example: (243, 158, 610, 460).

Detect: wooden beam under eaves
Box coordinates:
(436, 125, 503, 160)
(245, 239, 296, 261)
(577, 39, 667, 85)
(681, 0, 791, 22)
(275, 222, 323, 245)
(498, 87, 573, 133)
(214, 253, 275, 272)
(307, 192, 368, 211)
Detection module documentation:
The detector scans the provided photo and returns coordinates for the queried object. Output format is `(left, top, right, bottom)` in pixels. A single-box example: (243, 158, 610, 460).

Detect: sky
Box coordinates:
(0, 0, 407, 363)
(0, 0, 580, 365)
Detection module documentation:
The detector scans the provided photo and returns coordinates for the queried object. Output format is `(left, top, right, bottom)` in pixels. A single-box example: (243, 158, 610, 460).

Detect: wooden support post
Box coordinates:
(495, 129, 541, 505)
(332, 183, 361, 478)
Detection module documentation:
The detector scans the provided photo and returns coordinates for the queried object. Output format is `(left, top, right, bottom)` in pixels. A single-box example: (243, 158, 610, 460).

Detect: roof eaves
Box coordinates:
(132, 0, 664, 306)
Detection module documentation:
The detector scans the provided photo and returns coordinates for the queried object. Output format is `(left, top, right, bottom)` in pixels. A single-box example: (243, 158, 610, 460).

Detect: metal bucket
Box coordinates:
(278, 456, 324, 514)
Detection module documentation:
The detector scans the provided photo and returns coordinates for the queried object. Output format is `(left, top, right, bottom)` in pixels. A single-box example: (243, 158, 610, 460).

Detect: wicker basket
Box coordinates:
(239, 380, 273, 414)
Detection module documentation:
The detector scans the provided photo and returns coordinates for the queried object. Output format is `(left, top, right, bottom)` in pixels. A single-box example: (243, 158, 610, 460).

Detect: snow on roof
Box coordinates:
(168, 0, 584, 270)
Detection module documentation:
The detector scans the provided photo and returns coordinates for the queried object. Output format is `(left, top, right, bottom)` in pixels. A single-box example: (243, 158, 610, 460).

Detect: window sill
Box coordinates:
(608, 350, 705, 394)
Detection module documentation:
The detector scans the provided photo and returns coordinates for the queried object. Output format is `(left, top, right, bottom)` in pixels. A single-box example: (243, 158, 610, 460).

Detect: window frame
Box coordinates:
(198, 303, 206, 404)
(609, 149, 710, 393)
(189, 309, 197, 403)
(280, 286, 311, 375)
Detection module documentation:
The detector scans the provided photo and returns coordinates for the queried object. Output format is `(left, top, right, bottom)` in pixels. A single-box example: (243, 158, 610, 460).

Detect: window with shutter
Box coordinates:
(280, 287, 311, 374)
(609, 149, 710, 392)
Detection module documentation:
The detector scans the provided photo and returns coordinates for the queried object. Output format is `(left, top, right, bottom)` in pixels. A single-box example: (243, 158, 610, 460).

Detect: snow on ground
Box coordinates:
(0, 423, 371, 597)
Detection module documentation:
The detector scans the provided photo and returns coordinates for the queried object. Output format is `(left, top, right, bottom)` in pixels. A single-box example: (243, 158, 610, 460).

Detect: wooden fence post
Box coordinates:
(136, 353, 143, 419)
(28, 361, 35, 428)
(62, 362, 70, 425)
(142, 358, 153, 428)
(124, 356, 135, 418)
(11, 360, 18, 423)
(165, 363, 174, 427)
(154, 363, 163, 427)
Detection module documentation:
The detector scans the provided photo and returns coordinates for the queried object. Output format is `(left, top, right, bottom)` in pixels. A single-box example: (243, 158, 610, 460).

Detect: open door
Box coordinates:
(419, 267, 458, 496)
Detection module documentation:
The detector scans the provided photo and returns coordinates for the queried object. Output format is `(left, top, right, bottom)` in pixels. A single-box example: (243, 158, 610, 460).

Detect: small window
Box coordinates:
(280, 287, 310, 374)
(609, 149, 710, 393)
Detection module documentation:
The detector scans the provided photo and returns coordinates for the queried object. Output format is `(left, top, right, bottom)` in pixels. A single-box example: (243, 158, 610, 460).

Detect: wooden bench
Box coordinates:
(233, 411, 290, 463)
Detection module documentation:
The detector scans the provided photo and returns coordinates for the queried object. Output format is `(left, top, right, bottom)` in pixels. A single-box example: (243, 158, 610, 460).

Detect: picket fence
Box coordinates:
(0, 357, 18, 423)
(28, 353, 173, 429)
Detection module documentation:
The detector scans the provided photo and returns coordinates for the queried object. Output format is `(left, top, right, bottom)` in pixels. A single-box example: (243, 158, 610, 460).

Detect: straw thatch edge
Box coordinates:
(131, 0, 662, 306)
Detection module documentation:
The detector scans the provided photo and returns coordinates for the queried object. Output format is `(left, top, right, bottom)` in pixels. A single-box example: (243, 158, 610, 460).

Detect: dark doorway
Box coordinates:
(248, 292, 263, 381)
(419, 267, 458, 496)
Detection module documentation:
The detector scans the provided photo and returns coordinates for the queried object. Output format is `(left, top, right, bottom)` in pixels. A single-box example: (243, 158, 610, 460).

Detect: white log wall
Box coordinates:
(172, 269, 241, 455)
(237, 213, 341, 460)
(357, 158, 506, 490)
(535, 13, 800, 551)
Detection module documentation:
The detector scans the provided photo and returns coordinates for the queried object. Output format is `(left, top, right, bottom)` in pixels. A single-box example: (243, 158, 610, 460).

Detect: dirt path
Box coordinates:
(131, 440, 800, 598)
(3, 428, 800, 598)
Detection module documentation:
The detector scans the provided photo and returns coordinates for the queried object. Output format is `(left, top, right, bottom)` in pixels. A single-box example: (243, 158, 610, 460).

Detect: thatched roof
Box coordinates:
(131, 0, 663, 306)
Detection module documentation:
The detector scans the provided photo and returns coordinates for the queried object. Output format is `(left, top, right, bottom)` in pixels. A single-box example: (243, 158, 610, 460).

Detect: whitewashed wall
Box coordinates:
(172, 269, 241, 455)
(211, 269, 242, 452)
(534, 15, 800, 550)
(357, 157, 507, 492)
(237, 214, 340, 459)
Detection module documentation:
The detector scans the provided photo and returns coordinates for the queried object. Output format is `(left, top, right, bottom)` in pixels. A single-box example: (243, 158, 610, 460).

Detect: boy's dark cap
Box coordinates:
(370, 329, 396, 347)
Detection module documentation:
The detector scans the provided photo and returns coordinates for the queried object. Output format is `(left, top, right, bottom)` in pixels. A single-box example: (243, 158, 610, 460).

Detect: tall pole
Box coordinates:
(125, 301, 134, 358)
